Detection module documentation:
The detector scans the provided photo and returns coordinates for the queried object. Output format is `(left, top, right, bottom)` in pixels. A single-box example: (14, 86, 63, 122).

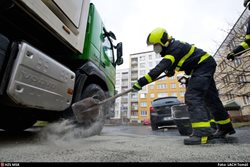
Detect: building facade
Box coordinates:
(129, 51, 186, 123)
(113, 68, 130, 124)
(213, 8, 250, 121)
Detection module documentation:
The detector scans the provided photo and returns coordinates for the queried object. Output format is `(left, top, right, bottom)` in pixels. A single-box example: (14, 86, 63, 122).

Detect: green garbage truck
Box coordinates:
(0, 0, 123, 133)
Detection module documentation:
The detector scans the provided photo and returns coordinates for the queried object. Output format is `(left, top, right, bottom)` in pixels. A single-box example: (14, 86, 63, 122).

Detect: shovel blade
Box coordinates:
(72, 97, 101, 123)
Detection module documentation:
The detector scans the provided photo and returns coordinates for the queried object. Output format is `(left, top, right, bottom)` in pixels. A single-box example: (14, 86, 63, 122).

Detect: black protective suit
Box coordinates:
(137, 39, 233, 137)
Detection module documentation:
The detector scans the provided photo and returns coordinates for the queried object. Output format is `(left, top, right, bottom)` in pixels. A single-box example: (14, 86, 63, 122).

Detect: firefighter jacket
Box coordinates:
(232, 19, 250, 55)
(137, 39, 211, 88)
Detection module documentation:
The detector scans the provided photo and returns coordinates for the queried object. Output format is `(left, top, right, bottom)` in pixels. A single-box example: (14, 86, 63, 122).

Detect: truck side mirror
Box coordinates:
(116, 42, 123, 58)
(108, 31, 116, 40)
(116, 58, 123, 66)
(116, 42, 123, 65)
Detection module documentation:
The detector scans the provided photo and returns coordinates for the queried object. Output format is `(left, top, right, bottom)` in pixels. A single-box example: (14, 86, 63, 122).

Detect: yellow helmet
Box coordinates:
(146, 27, 172, 47)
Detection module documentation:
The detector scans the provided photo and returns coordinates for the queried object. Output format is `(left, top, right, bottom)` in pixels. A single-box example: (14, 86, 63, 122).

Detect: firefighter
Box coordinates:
(227, 0, 250, 60)
(132, 28, 235, 145)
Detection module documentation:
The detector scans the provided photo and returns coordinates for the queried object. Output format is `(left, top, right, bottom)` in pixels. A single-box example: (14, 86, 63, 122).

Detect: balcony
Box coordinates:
(131, 75, 138, 80)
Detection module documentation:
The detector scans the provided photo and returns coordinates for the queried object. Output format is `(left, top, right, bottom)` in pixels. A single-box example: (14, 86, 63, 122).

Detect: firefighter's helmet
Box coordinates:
(146, 27, 172, 47)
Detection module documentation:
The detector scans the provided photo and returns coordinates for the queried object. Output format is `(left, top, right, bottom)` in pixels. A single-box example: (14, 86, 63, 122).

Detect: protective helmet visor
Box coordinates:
(153, 44, 162, 54)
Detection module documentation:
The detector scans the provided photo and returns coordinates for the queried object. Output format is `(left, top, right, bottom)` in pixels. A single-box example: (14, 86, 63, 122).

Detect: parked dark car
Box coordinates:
(150, 96, 181, 131)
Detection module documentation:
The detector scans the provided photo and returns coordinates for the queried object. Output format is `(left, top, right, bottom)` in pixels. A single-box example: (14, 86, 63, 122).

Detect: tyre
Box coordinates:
(151, 122, 158, 131)
(77, 84, 106, 135)
(0, 107, 37, 132)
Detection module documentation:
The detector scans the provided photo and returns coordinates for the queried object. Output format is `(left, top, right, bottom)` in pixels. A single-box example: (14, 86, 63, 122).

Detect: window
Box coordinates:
(158, 93, 168, 98)
(122, 72, 128, 78)
(140, 56, 145, 61)
(171, 83, 176, 88)
(131, 103, 138, 110)
(121, 81, 128, 87)
(179, 84, 186, 88)
(140, 70, 146, 76)
(238, 75, 247, 84)
(140, 93, 147, 98)
(234, 58, 242, 67)
(141, 110, 147, 116)
(149, 54, 153, 60)
(131, 111, 138, 116)
(171, 92, 177, 96)
(131, 58, 138, 64)
(150, 94, 155, 98)
(228, 39, 236, 51)
(243, 23, 248, 33)
(222, 75, 230, 85)
(140, 63, 146, 68)
(116, 80, 120, 85)
(227, 93, 234, 101)
(157, 84, 167, 89)
(150, 85, 154, 89)
(219, 60, 227, 71)
(170, 76, 175, 80)
(160, 76, 166, 80)
(140, 102, 147, 107)
(102, 32, 114, 65)
(131, 94, 138, 99)
(149, 62, 153, 68)
(156, 54, 161, 58)
(243, 95, 250, 105)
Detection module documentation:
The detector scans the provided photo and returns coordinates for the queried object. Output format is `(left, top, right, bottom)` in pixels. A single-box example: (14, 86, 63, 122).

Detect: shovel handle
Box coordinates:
(234, 47, 250, 57)
(98, 74, 167, 105)
(99, 88, 133, 105)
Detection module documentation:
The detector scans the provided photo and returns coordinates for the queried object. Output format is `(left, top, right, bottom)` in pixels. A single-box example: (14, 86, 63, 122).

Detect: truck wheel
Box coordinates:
(0, 109, 37, 132)
(78, 84, 106, 135)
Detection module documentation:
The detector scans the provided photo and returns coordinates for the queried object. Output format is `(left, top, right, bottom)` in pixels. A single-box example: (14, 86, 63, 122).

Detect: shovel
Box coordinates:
(72, 74, 167, 123)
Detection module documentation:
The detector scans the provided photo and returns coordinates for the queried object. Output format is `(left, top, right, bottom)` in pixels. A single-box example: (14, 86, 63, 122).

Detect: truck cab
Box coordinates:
(0, 0, 123, 133)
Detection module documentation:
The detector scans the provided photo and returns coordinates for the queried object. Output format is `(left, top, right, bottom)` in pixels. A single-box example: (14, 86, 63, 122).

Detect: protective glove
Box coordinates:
(165, 70, 175, 77)
(227, 52, 235, 61)
(132, 82, 142, 92)
(244, 0, 250, 7)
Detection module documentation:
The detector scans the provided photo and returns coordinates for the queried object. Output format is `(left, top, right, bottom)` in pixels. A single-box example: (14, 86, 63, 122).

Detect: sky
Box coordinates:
(90, 0, 245, 69)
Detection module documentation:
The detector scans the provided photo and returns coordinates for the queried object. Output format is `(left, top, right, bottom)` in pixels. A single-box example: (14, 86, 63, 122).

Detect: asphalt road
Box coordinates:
(0, 122, 250, 162)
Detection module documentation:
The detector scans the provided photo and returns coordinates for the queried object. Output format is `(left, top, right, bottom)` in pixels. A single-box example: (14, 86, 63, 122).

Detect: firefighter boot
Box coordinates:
(184, 136, 212, 145)
(213, 123, 236, 138)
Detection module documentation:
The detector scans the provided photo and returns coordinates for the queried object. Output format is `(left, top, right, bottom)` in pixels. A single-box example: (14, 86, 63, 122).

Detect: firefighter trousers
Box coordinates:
(185, 57, 229, 137)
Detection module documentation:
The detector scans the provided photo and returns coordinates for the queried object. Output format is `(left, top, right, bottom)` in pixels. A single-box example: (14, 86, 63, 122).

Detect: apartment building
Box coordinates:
(129, 51, 186, 123)
(113, 68, 130, 124)
(213, 8, 250, 121)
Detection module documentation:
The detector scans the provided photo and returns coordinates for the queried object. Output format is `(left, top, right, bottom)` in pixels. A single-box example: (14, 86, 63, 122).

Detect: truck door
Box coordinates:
(100, 30, 116, 88)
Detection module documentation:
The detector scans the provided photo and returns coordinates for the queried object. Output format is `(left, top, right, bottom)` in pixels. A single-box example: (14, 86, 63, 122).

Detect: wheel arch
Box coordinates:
(73, 61, 109, 103)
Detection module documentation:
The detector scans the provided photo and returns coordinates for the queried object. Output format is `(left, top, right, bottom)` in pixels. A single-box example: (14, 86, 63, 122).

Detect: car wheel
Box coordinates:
(151, 122, 158, 131)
